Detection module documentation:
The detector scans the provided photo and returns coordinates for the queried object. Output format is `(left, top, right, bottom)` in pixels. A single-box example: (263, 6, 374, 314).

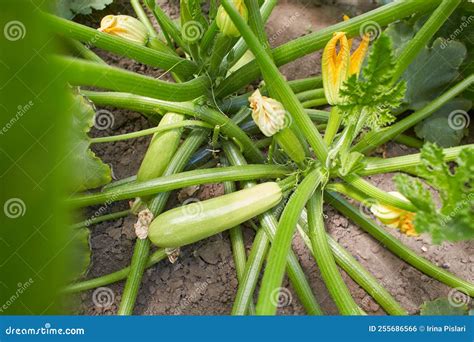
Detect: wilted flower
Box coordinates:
(216, 0, 248, 37)
(321, 31, 369, 105)
(98, 15, 149, 45)
(249, 89, 286, 137)
(370, 192, 417, 236)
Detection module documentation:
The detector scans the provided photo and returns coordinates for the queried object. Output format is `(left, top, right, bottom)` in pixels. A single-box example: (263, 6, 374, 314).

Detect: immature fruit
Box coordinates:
(149, 182, 282, 247)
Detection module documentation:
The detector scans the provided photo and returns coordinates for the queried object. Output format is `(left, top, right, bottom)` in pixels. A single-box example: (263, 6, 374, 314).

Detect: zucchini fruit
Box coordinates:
(148, 182, 282, 247)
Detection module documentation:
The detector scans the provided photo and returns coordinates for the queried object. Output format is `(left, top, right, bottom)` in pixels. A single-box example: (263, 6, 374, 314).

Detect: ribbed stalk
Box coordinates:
(326, 192, 474, 297)
(256, 168, 324, 315)
(323, 106, 342, 145)
(64, 249, 167, 293)
(360, 144, 473, 176)
(67, 39, 106, 64)
(344, 175, 415, 212)
(56, 57, 208, 102)
(296, 212, 407, 315)
(217, 0, 442, 97)
(44, 13, 195, 78)
(81, 91, 265, 163)
(307, 191, 361, 315)
(394, 134, 423, 149)
(353, 75, 474, 154)
(69, 165, 292, 208)
(392, 0, 462, 82)
(223, 142, 323, 315)
(222, 0, 328, 163)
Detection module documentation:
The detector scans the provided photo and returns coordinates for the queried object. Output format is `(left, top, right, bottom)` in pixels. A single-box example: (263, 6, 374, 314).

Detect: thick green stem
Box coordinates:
(90, 121, 211, 144)
(217, 0, 441, 97)
(118, 238, 149, 315)
(326, 192, 474, 297)
(394, 134, 423, 149)
(344, 175, 416, 212)
(222, 0, 328, 163)
(307, 191, 362, 315)
(81, 90, 264, 163)
(69, 165, 291, 208)
(323, 106, 342, 146)
(360, 144, 473, 176)
(256, 168, 324, 315)
(296, 212, 407, 315)
(392, 0, 462, 82)
(44, 13, 195, 78)
(353, 75, 474, 154)
(64, 249, 167, 293)
(67, 39, 106, 64)
(56, 57, 208, 102)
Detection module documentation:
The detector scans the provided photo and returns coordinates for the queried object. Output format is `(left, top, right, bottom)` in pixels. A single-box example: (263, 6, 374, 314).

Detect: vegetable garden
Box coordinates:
(53, 0, 473, 315)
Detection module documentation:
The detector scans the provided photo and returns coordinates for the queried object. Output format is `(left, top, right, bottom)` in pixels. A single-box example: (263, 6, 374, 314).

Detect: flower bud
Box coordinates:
(249, 89, 286, 137)
(98, 15, 149, 45)
(370, 192, 417, 236)
(216, 0, 248, 37)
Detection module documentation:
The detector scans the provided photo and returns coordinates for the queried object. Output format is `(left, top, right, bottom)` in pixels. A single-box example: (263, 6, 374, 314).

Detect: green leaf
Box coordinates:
(56, 0, 113, 19)
(414, 98, 472, 147)
(394, 143, 474, 244)
(70, 94, 112, 192)
(339, 34, 406, 131)
(420, 298, 468, 316)
(68, 227, 91, 281)
(385, 21, 467, 111)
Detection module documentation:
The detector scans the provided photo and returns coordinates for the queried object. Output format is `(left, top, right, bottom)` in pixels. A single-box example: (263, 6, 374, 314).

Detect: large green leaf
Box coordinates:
(67, 227, 91, 281)
(70, 94, 111, 192)
(420, 298, 468, 316)
(56, 0, 113, 19)
(414, 98, 472, 147)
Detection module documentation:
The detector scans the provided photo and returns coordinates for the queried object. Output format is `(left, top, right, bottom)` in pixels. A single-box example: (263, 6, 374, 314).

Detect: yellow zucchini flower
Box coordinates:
(249, 89, 286, 137)
(216, 0, 248, 37)
(321, 29, 370, 105)
(98, 15, 149, 45)
(370, 192, 418, 236)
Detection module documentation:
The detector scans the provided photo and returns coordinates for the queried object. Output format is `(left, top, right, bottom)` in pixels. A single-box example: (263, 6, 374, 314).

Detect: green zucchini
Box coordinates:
(137, 113, 184, 182)
(148, 182, 282, 247)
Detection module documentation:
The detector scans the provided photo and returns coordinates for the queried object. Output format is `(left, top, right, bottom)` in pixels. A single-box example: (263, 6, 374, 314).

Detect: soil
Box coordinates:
(76, 1, 473, 315)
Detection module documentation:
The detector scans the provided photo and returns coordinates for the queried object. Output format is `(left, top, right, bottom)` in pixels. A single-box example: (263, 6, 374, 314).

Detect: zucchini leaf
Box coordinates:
(70, 94, 112, 192)
(67, 227, 92, 281)
(394, 143, 474, 244)
(420, 298, 468, 316)
(56, 0, 113, 19)
(339, 34, 406, 130)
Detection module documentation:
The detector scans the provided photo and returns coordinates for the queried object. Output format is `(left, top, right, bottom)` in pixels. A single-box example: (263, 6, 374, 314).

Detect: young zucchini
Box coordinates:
(148, 182, 282, 247)
(137, 112, 184, 182)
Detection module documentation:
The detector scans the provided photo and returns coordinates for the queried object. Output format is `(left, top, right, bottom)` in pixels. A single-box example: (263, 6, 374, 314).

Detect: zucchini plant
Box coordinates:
(55, 0, 473, 315)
